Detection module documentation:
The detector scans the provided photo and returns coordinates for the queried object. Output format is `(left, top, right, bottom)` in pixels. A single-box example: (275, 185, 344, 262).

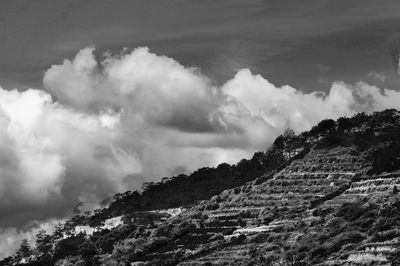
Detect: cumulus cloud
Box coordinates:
(44, 47, 225, 133)
(221, 70, 356, 134)
(0, 87, 139, 226)
(1, 46, 400, 257)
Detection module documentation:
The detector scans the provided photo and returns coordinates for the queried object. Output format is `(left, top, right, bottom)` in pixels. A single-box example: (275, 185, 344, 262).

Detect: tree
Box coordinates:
(34, 230, 54, 265)
(52, 222, 64, 240)
(53, 233, 86, 260)
(16, 239, 31, 259)
(283, 128, 296, 139)
(35, 230, 52, 254)
(79, 240, 96, 257)
(78, 240, 100, 266)
(274, 128, 296, 151)
(337, 117, 352, 133)
(273, 135, 285, 150)
(0, 256, 13, 266)
(316, 119, 336, 134)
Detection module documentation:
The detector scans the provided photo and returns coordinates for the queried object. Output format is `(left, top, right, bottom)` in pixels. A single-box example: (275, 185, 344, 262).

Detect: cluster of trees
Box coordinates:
(1, 227, 63, 266)
(0, 226, 100, 266)
(89, 143, 292, 225)
(86, 110, 400, 227)
(307, 109, 400, 138)
(0, 220, 144, 266)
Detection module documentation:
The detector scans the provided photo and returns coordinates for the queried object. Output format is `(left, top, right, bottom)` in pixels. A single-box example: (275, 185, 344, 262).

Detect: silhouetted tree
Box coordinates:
(316, 119, 336, 134)
(283, 128, 296, 139)
(35, 230, 52, 254)
(16, 239, 31, 259)
(337, 117, 352, 133)
(273, 135, 285, 150)
(0, 256, 13, 266)
(52, 222, 64, 240)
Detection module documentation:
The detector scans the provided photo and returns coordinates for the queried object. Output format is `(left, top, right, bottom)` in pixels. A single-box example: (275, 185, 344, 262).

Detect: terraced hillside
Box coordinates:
(173, 146, 371, 265)
(3, 109, 400, 266)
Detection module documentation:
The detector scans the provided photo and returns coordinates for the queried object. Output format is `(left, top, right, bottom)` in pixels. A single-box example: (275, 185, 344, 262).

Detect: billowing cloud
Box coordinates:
(0, 89, 64, 205)
(0, 87, 138, 226)
(44, 47, 225, 133)
(1, 46, 400, 257)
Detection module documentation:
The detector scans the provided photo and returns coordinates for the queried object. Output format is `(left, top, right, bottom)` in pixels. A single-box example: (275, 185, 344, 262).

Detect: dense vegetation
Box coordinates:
(3, 109, 400, 266)
(88, 139, 291, 226)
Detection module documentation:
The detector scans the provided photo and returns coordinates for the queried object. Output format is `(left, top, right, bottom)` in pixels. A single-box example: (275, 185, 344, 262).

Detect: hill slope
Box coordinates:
(3, 109, 400, 266)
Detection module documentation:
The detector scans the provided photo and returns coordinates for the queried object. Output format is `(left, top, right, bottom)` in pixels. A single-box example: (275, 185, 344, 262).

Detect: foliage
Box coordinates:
(16, 239, 31, 259)
(35, 230, 52, 254)
(387, 246, 400, 266)
(53, 233, 86, 260)
(337, 117, 353, 132)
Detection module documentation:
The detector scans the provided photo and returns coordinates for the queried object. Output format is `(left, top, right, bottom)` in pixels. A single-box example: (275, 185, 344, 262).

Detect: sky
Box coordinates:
(2, 0, 400, 91)
(2, 0, 400, 258)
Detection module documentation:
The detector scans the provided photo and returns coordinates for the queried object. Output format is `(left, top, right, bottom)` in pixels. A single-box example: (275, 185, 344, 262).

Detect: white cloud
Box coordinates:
(1, 46, 400, 258)
(0, 89, 64, 205)
(221, 70, 358, 134)
(0, 87, 137, 223)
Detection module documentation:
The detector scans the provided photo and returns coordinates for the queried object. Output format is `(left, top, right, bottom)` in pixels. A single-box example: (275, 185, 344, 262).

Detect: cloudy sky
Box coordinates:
(2, 0, 400, 258)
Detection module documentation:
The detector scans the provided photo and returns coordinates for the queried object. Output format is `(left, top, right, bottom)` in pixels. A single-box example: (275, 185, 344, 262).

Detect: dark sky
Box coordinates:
(1, 0, 400, 92)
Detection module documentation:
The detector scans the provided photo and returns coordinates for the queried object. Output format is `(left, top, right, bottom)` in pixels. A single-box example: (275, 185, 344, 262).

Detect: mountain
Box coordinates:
(3, 109, 400, 266)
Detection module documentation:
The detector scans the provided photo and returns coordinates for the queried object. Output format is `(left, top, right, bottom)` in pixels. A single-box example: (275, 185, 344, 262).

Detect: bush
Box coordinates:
(145, 237, 170, 253)
(336, 200, 365, 221)
(330, 231, 366, 252)
(53, 233, 86, 260)
(371, 229, 400, 242)
(310, 245, 328, 260)
(230, 234, 246, 244)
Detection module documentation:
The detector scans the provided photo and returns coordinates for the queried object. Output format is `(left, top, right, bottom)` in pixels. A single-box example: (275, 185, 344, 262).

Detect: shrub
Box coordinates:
(53, 233, 86, 260)
(336, 200, 364, 221)
(310, 245, 328, 260)
(330, 231, 366, 252)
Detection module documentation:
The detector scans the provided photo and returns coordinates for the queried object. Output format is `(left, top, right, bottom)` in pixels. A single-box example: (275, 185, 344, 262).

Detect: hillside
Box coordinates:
(3, 109, 400, 266)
